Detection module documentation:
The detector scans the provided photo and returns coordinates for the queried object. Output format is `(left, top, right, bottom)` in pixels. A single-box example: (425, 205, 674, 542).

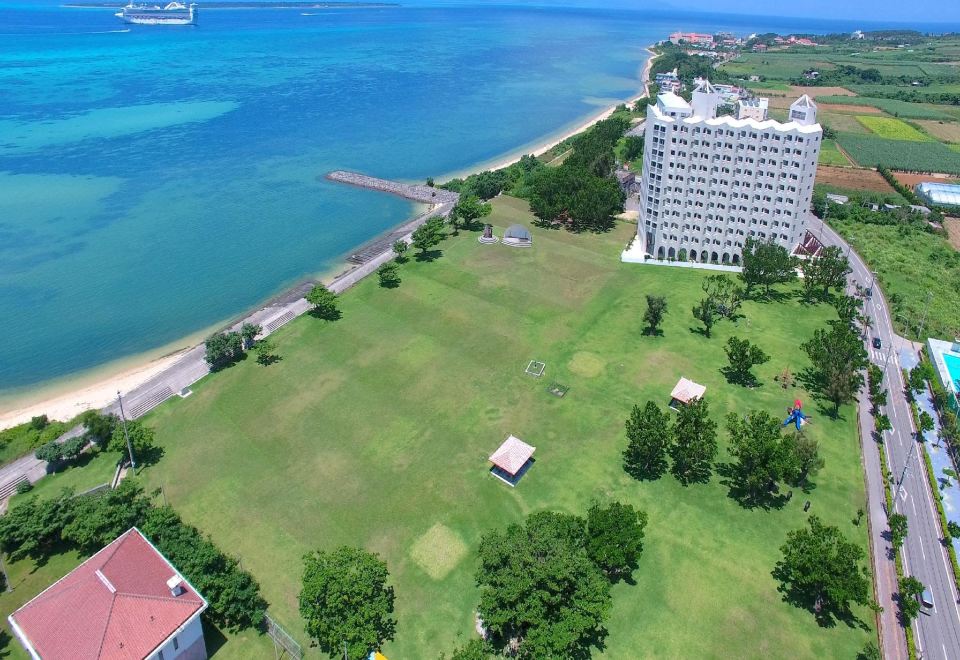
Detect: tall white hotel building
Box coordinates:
(635, 80, 822, 265)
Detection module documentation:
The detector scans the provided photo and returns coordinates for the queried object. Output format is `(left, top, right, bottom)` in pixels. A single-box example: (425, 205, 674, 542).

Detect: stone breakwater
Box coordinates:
(325, 170, 459, 204)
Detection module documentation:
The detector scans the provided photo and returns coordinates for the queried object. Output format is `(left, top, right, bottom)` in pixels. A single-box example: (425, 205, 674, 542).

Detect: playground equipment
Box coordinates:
(783, 399, 811, 431)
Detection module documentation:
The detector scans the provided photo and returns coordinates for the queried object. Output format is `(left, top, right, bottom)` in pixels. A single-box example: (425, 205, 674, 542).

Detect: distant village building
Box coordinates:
(9, 528, 208, 660)
(803, 69, 821, 80)
(752, 43, 768, 52)
(851, 29, 865, 40)
(635, 81, 822, 265)
(736, 97, 769, 121)
(669, 31, 714, 47)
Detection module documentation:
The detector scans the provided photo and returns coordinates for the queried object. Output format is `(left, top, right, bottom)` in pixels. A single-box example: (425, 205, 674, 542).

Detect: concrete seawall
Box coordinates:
(326, 170, 459, 204)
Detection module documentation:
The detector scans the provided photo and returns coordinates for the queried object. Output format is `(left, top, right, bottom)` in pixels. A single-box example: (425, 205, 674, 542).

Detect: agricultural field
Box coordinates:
(816, 96, 955, 120)
(914, 119, 960, 143)
(101, 196, 874, 659)
(818, 139, 851, 166)
(819, 112, 872, 134)
(815, 165, 901, 194)
(835, 133, 960, 174)
(855, 116, 933, 141)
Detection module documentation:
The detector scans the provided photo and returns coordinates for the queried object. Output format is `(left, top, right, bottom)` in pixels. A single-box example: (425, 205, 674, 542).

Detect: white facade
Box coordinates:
(736, 97, 769, 121)
(148, 615, 207, 660)
(637, 82, 822, 265)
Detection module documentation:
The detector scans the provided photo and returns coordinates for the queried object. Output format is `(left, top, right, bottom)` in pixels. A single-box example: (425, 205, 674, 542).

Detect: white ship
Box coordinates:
(115, 2, 197, 25)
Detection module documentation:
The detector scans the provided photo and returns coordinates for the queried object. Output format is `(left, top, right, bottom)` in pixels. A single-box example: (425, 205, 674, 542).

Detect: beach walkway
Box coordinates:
(0, 180, 458, 498)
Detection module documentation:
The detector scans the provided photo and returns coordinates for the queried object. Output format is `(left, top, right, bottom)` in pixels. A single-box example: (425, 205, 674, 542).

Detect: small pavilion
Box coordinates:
(670, 377, 706, 409)
(502, 224, 532, 248)
(489, 435, 536, 486)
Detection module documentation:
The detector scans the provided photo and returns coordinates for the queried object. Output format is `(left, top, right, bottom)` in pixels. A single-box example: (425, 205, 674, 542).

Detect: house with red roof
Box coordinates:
(9, 528, 208, 660)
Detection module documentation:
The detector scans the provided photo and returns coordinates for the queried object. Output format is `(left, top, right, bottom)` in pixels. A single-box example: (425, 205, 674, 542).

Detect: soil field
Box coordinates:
(892, 172, 960, 187)
(816, 165, 895, 192)
(945, 218, 960, 251)
(817, 103, 883, 114)
(819, 112, 872, 133)
(914, 119, 960, 143)
(765, 86, 855, 109)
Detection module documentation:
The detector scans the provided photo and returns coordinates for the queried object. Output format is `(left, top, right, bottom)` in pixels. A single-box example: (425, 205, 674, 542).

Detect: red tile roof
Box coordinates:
(10, 528, 206, 660)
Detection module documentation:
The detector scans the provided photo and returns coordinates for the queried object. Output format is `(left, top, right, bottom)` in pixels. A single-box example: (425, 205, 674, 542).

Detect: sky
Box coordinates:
(409, 0, 960, 23)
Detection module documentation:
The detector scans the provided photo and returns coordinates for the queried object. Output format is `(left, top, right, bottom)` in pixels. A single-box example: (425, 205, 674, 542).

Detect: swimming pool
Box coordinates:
(945, 353, 960, 393)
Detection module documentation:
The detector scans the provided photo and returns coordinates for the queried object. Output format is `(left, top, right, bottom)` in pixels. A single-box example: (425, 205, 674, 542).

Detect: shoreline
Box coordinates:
(0, 45, 658, 431)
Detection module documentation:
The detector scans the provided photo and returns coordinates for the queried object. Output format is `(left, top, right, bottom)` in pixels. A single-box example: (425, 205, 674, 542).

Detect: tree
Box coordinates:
(35, 441, 65, 464)
(740, 237, 797, 297)
(692, 296, 717, 338)
(377, 262, 401, 288)
(918, 410, 935, 439)
(622, 135, 644, 161)
(670, 397, 717, 485)
(875, 414, 892, 434)
(725, 410, 792, 506)
(702, 274, 743, 319)
(299, 546, 396, 660)
(412, 215, 446, 255)
(81, 410, 117, 447)
(450, 194, 492, 233)
(392, 239, 409, 262)
(441, 639, 493, 660)
(772, 516, 872, 623)
(888, 512, 908, 549)
(801, 246, 850, 302)
(723, 337, 769, 386)
(204, 331, 243, 368)
(108, 419, 156, 464)
(240, 322, 261, 348)
(948, 520, 960, 539)
(254, 337, 279, 366)
(642, 295, 668, 336)
(306, 284, 340, 320)
(623, 401, 671, 480)
(802, 323, 868, 414)
(585, 501, 647, 580)
(783, 432, 824, 487)
(857, 641, 881, 660)
(898, 575, 924, 622)
(475, 511, 611, 658)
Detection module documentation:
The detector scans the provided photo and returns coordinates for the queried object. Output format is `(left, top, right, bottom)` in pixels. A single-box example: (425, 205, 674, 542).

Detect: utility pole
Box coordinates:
(0, 552, 11, 592)
(116, 391, 136, 470)
(916, 290, 934, 340)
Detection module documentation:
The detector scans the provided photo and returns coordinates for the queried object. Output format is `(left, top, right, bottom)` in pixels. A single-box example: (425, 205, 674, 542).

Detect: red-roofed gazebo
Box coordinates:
(489, 435, 536, 487)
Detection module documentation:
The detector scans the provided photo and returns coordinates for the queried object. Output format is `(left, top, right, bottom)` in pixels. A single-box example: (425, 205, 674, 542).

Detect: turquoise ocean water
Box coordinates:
(1, 3, 955, 400)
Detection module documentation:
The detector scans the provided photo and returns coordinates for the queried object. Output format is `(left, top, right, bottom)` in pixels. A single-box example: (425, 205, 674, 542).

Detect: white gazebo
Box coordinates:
(489, 435, 536, 486)
(670, 377, 706, 409)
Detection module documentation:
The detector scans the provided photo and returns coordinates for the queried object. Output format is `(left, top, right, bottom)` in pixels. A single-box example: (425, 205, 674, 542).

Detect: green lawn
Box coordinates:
(819, 139, 851, 166)
(114, 197, 876, 658)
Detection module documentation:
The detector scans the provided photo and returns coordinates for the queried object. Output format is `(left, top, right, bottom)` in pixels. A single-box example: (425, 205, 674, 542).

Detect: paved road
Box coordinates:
(816, 215, 960, 660)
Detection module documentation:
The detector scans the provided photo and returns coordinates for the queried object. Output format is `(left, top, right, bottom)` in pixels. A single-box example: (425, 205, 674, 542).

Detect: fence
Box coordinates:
(265, 612, 303, 660)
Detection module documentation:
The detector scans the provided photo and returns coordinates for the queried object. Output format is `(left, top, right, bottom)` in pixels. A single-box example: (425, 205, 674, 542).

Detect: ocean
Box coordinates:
(0, 2, 956, 404)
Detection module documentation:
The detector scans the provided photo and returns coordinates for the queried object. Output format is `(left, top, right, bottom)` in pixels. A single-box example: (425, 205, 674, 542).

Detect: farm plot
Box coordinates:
(820, 112, 872, 134)
(913, 119, 960, 143)
(815, 165, 898, 192)
(818, 139, 851, 166)
(816, 96, 955, 120)
(856, 116, 933, 141)
(836, 133, 960, 174)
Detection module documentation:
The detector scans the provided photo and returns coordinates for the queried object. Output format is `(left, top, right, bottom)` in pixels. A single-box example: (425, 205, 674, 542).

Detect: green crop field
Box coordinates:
(820, 112, 871, 134)
(856, 116, 933, 141)
(819, 139, 851, 166)
(816, 96, 955, 120)
(836, 132, 960, 173)
(54, 196, 877, 658)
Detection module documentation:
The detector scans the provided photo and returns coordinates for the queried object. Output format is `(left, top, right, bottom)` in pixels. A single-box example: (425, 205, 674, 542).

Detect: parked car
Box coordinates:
(872, 337, 882, 349)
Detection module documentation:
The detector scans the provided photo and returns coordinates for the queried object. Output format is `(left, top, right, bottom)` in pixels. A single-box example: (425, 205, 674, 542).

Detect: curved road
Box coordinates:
(815, 214, 960, 660)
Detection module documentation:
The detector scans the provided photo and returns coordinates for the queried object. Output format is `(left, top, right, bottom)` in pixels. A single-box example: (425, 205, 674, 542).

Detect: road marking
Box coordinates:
(919, 532, 926, 560)
(911, 493, 918, 513)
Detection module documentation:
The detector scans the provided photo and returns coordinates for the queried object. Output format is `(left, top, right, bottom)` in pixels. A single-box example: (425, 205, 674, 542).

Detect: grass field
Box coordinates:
(856, 116, 933, 141)
(816, 96, 955, 121)
(836, 132, 960, 174)
(819, 139, 851, 166)
(7, 448, 121, 508)
(832, 220, 960, 340)
(108, 196, 878, 658)
(820, 111, 872, 134)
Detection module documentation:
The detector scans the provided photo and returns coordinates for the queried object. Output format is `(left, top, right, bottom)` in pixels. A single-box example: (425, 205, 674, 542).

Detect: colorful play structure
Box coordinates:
(783, 399, 811, 430)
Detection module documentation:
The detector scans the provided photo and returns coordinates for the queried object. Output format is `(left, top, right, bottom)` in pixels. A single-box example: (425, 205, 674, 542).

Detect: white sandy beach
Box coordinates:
(0, 48, 659, 432)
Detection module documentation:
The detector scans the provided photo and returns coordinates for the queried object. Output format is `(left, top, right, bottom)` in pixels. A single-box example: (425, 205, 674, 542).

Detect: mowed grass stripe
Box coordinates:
(141, 196, 873, 658)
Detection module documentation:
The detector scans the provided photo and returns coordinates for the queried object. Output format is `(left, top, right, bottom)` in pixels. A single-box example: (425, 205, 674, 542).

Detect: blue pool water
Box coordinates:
(944, 353, 960, 392)
(2, 3, 958, 399)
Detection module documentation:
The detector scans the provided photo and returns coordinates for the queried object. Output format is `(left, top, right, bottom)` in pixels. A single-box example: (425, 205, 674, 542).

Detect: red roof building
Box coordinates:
(9, 528, 208, 660)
